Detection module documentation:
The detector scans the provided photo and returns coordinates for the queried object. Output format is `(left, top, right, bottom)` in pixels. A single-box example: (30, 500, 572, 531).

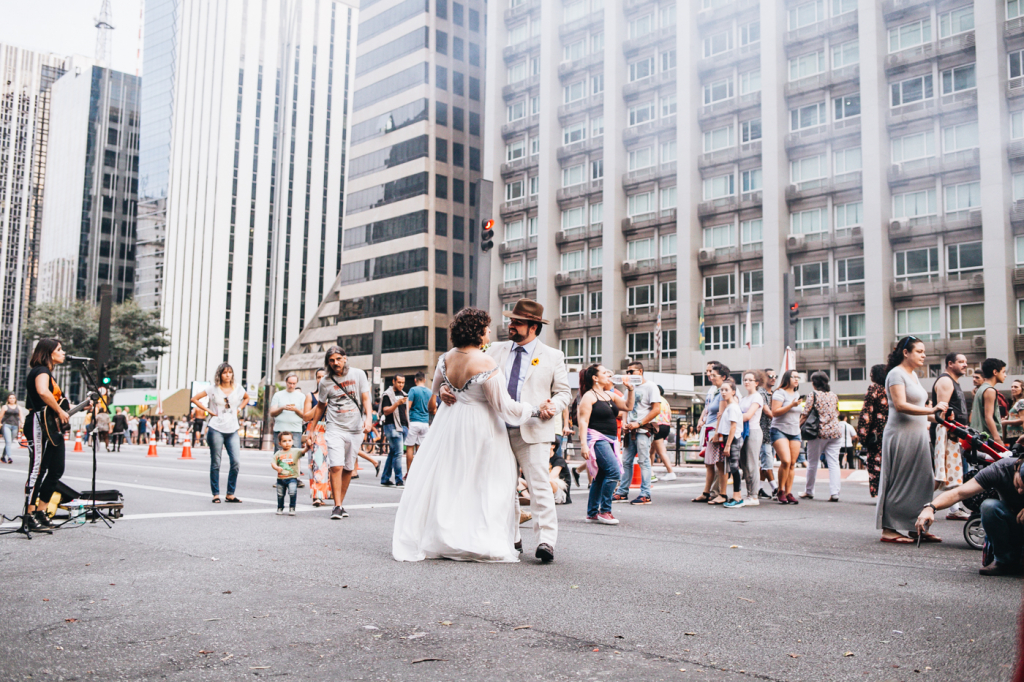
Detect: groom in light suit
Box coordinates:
(441, 299, 571, 563)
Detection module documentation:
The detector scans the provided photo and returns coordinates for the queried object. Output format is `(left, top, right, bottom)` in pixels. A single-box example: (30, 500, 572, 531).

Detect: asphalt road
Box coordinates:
(0, 441, 1019, 682)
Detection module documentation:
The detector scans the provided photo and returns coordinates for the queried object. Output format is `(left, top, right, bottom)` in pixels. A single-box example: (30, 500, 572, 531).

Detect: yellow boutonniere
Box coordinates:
(531, 357, 539, 366)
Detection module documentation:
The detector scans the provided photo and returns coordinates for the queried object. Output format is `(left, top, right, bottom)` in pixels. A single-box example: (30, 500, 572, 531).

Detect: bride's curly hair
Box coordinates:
(449, 307, 491, 348)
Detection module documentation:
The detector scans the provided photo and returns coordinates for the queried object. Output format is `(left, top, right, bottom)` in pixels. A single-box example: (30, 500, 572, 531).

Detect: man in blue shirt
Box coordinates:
(405, 371, 435, 472)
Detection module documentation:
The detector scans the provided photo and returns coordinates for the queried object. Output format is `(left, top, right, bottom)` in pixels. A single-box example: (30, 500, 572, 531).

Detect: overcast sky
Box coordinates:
(0, 0, 143, 75)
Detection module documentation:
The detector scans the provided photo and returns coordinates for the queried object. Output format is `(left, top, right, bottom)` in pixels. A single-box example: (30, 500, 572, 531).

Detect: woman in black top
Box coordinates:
(576, 364, 634, 525)
(24, 338, 68, 530)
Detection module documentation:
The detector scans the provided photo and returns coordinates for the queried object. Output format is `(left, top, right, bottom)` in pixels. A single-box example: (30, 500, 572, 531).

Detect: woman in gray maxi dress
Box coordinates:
(876, 337, 948, 542)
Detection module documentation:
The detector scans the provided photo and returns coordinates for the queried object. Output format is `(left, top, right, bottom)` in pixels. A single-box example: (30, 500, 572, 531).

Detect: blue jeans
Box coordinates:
(382, 424, 405, 484)
(587, 438, 620, 516)
(615, 429, 652, 498)
(981, 498, 1024, 566)
(553, 435, 567, 461)
(2, 423, 15, 461)
(276, 478, 298, 509)
(207, 428, 241, 496)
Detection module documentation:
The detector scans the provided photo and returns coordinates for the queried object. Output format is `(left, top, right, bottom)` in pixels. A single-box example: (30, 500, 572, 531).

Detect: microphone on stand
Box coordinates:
(66, 355, 95, 363)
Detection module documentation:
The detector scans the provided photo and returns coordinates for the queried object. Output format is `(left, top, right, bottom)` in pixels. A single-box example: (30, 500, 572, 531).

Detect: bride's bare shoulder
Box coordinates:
(467, 353, 497, 374)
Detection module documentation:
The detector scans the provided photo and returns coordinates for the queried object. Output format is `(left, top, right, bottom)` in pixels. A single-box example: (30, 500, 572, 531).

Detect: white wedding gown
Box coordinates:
(392, 354, 534, 563)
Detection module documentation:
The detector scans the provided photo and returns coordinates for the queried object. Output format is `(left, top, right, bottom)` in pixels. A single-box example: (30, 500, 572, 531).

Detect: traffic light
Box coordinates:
(481, 219, 495, 252)
(789, 302, 800, 325)
(102, 376, 112, 386)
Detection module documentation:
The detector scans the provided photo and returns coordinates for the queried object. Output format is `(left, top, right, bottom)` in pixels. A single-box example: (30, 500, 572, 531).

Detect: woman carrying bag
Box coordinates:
(798, 371, 843, 501)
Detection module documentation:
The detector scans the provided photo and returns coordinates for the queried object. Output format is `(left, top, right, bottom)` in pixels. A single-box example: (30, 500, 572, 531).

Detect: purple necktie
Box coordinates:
(507, 346, 526, 401)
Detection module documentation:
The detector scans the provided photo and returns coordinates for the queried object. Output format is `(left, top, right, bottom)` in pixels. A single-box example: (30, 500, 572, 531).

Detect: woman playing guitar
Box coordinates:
(24, 338, 69, 530)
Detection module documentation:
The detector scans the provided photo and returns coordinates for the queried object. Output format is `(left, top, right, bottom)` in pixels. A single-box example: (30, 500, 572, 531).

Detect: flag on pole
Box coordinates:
(698, 302, 706, 356)
(654, 310, 662, 371)
(744, 293, 752, 350)
(780, 347, 797, 374)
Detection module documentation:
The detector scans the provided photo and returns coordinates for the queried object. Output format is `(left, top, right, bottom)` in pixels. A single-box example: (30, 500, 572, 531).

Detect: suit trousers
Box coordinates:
(510, 428, 557, 548)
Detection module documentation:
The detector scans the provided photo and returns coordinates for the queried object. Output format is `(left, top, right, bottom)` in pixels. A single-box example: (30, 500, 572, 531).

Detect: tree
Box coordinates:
(23, 300, 169, 386)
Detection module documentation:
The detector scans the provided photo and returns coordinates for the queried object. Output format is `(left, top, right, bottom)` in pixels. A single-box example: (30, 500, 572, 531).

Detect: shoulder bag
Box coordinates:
(800, 391, 820, 441)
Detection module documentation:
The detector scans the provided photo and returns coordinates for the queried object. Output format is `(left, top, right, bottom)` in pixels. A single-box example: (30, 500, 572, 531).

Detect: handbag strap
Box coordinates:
(330, 374, 363, 417)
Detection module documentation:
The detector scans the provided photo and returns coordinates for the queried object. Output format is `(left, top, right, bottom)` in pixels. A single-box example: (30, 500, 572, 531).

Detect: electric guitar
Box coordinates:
(43, 392, 98, 446)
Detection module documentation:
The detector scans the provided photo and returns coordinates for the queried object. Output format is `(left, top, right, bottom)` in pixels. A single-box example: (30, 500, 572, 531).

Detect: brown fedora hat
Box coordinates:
(501, 298, 549, 325)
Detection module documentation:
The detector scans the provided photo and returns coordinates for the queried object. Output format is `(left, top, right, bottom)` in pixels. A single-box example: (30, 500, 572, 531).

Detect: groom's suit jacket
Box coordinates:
(486, 340, 572, 444)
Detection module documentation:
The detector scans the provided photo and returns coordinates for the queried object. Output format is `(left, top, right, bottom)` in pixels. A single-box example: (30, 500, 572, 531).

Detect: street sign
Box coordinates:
(373, 366, 381, 385)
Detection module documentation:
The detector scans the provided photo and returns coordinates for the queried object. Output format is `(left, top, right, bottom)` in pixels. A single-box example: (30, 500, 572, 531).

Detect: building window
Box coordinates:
(941, 64, 976, 95)
(529, 175, 539, 196)
(528, 257, 537, 280)
(588, 335, 602, 363)
(560, 338, 584, 364)
(837, 313, 866, 347)
(789, 0, 824, 29)
(943, 121, 979, 152)
(452, 1, 463, 25)
(1018, 299, 1024, 334)
(436, 101, 448, 126)
(790, 102, 826, 131)
(742, 269, 763, 296)
(590, 202, 603, 225)
(741, 20, 760, 45)
(660, 186, 676, 211)
(796, 317, 830, 349)
(589, 246, 603, 274)
(561, 293, 584, 320)
(891, 74, 934, 107)
(469, 147, 481, 171)
(560, 249, 584, 273)
(702, 78, 734, 105)
(889, 17, 931, 53)
(504, 219, 524, 242)
(563, 122, 587, 145)
(940, 6, 974, 37)
(741, 168, 762, 193)
(741, 119, 761, 142)
(892, 130, 935, 162)
(503, 260, 523, 284)
(629, 57, 654, 82)
(628, 191, 655, 217)
(628, 284, 654, 314)
(564, 80, 586, 103)
(741, 322, 763, 348)
(591, 159, 604, 180)
(562, 206, 585, 229)
(504, 179, 523, 201)
(704, 31, 732, 58)
(944, 181, 980, 215)
(628, 101, 656, 126)
(834, 201, 862, 235)
(895, 247, 940, 283)
(629, 13, 653, 39)
(702, 174, 735, 200)
(947, 241, 983, 279)
(660, 233, 677, 261)
(793, 261, 829, 293)
(661, 280, 677, 309)
(435, 249, 448, 275)
(791, 207, 827, 238)
(630, 146, 654, 169)
(949, 303, 985, 339)
(834, 147, 862, 178)
(661, 49, 677, 71)
(452, 252, 464, 278)
(437, 137, 449, 163)
(703, 126, 734, 153)
(703, 223, 734, 253)
(453, 106, 464, 130)
(627, 237, 655, 263)
(834, 93, 860, 120)
(704, 273, 735, 303)
(661, 139, 677, 161)
(562, 164, 584, 187)
(789, 50, 825, 81)
(836, 256, 864, 291)
(740, 69, 761, 95)
(705, 324, 736, 350)
(893, 189, 937, 220)
(661, 94, 677, 117)
(832, 39, 859, 69)
(589, 290, 603, 318)
(741, 219, 762, 251)
(628, 332, 655, 360)
(469, 42, 481, 66)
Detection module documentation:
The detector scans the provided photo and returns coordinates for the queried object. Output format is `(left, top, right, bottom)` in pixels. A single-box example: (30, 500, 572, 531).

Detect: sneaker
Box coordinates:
(829, 495, 840, 503)
(276, 508, 284, 515)
(946, 509, 970, 520)
(778, 494, 790, 505)
(630, 496, 652, 505)
(331, 506, 344, 519)
(572, 469, 581, 488)
(798, 492, 814, 499)
(744, 497, 760, 506)
(22, 513, 40, 532)
(340, 507, 349, 517)
(396, 481, 405, 487)
(662, 472, 677, 481)
(596, 512, 620, 525)
(33, 511, 53, 528)
(724, 498, 746, 508)
(770, 487, 779, 499)
(586, 515, 599, 522)
(786, 492, 800, 505)
(650, 474, 659, 483)
(381, 480, 394, 487)
(289, 508, 296, 516)
(758, 489, 771, 499)
(612, 493, 629, 503)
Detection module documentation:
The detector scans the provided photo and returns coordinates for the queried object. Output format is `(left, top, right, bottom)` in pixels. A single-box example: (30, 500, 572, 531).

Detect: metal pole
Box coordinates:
(783, 272, 793, 351)
(372, 319, 383, 403)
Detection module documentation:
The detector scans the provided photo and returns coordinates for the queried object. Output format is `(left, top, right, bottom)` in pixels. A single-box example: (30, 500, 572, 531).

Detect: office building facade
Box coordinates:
(486, 0, 1024, 394)
(277, 0, 487, 385)
(38, 65, 141, 307)
(157, 0, 358, 391)
(0, 45, 66, 391)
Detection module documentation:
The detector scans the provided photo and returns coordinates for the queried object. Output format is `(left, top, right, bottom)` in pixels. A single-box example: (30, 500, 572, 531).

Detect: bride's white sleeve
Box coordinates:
(430, 362, 445, 396)
(482, 370, 534, 426)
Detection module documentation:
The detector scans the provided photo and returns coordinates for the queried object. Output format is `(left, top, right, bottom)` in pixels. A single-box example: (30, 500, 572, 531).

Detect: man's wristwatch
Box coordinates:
(923, 503, 937, 513)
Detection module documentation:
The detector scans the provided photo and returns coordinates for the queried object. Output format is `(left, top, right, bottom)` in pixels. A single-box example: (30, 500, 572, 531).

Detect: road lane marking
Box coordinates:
(118, 502, 400, 521)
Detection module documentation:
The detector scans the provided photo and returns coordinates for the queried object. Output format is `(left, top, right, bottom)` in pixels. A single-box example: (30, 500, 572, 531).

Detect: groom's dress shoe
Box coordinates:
(514, 541, 523, 553)
(535, 543, 554, 563)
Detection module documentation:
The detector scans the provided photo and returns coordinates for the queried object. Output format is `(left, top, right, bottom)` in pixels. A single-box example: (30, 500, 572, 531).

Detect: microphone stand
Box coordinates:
(67, 359, 114, 529)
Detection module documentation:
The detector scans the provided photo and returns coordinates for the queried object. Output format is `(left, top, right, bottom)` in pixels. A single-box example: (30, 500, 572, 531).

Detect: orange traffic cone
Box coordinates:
(179, 440, 192, 459)
(73, 431, 83, 452)
(20, 433, 28, 448)
(146, 440, 158, 457)
(629, 462, 642, 489)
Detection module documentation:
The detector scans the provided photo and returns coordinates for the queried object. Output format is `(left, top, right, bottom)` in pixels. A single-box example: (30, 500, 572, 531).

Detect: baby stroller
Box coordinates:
(933, 410, 1013, 550)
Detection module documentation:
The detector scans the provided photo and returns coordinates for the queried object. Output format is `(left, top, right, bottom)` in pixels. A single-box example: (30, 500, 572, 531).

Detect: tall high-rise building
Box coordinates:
(0, 45, 66, 391)
(37, 65, 141, 306)
(134, 0, 180, 387)
(485, 0, 1024, 396)
(156, 0, 358, 391)
(277, 0, 488, 386)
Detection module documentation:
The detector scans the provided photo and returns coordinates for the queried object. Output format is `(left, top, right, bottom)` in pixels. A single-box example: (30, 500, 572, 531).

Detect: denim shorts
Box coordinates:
(770, 427, 801, 444)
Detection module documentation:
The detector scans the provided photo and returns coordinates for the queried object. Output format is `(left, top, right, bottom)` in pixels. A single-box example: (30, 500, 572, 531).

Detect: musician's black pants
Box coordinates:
(25, 411, 65, 507)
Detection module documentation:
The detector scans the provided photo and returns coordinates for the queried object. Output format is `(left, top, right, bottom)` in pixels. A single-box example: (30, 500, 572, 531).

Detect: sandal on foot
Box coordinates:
(225, 497, 242, 503)
(212, 497, 221, 503)
(909, 532, 942, 543)
(691, 492, 713, 503)
(880, 535, 914, 544)
(708, 495, 727, 505)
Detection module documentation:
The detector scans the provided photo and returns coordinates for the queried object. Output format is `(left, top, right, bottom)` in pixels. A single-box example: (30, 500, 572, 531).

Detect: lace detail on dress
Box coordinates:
(439, 355, 498, 392)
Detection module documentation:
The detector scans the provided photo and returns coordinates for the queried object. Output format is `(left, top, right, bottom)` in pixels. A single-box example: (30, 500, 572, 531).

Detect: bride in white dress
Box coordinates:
(392, 308, 535, 563)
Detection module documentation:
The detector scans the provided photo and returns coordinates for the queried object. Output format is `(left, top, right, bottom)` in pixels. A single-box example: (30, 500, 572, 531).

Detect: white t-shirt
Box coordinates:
(318, 368, 371, 433)
(271, 389, 306, 432)
(839, 420, 857, 447)
(716, 402, 743, 439)
(739, 391, 764, 432)
(770, 389, 803, 435)
(206, 384, 246, 434)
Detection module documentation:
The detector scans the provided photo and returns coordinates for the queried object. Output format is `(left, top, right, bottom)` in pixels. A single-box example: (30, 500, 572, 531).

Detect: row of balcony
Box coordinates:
(697, 0, 758, 27)
(622, 70, 676, 101)
(783, 65, 859, 99)
(785, 117, 860, 150)
(784, 10, 858, 48)
(697, 43, 760, 77)
(698, 91, 761, 127)
(621, 162, 676, 191)
(699, 141, 761, 171)
(887, 89, 977, 128)
(889, 209, 982, 241)
(884, 31, 975, 74)
(887, 149, 980, 183)
(698, 192, 762, 218)
(785, 172, 862, 203)
(889, 273, 985, 300)
(503, 36, 540, 65)
(558, 8, 603, 40)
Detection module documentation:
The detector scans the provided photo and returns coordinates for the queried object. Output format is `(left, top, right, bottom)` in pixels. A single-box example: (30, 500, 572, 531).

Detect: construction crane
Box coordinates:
(95, 0, 115, 67)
